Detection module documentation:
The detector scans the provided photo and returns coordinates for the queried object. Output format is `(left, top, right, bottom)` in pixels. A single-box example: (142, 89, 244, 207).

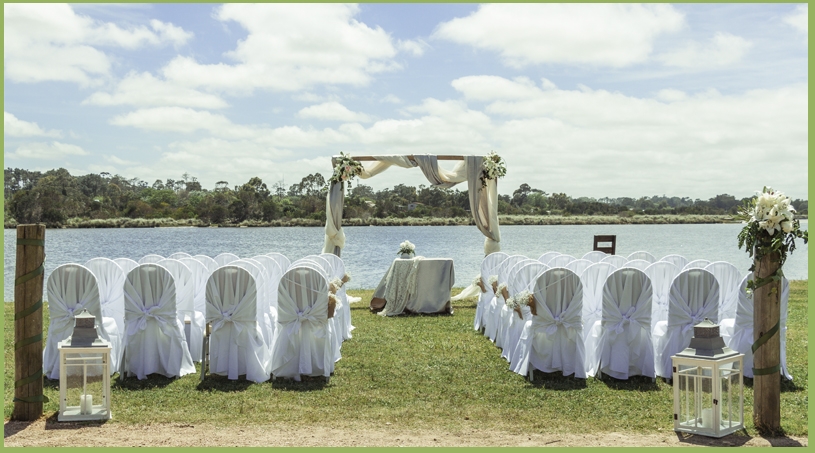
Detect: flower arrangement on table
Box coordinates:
(329, 152, 364, 193)
(480, 150, 507, 188)
(737, 186, 807, 293)
(398, 240, 416, 257)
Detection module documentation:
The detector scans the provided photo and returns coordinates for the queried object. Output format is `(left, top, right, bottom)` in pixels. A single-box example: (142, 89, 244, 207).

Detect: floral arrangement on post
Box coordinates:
(480, 150, 507, 188)
(398, 240, 416, 257)
(329, 152, 364, 194)
(737, 186, 807, 292)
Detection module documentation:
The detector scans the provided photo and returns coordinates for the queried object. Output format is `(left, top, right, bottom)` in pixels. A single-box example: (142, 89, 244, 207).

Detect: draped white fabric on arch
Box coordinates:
(323, 155, 501, 256)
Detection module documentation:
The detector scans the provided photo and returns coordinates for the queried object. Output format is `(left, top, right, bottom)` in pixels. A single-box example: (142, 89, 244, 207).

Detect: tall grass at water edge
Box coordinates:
(5, 214, 744, 229)
(3, 283, 807, 437)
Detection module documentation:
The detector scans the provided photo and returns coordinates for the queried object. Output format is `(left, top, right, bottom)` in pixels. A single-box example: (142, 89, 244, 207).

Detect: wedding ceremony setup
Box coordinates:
(9, 148, 808, 442)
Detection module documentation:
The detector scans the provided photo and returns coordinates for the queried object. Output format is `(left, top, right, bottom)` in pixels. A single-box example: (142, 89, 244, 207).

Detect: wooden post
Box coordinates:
(12, 224, 46, 421)
(753, 251, 781, 432)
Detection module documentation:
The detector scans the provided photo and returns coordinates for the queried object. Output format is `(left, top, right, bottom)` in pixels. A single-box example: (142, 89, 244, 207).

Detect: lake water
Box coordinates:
(3, 222, 808, 301)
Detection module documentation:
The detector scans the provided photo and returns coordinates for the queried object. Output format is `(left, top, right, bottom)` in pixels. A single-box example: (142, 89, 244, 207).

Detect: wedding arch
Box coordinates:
(323, 154, 504, 256)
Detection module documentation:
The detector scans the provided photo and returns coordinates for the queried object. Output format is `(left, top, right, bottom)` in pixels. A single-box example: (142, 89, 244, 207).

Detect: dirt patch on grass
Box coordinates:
(3, 419, 807, 447)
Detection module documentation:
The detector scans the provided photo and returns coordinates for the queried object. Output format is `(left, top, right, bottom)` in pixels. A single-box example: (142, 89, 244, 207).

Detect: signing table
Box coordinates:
(370, 257, 455, 316)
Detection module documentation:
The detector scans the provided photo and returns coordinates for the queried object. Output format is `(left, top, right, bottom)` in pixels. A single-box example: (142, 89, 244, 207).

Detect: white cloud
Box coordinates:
(109, 107, 254, 137)
(160, 4, 400, 93)
(148, 19, 193, 48)
(380, 94, 402, 104)
(446, 75, 806, 197)
(397, 39, 428, 57)
(4, 3, 193, 86)
(4, 112, 62, 138)
(658, 32, 752, 69)
(297, 102, 372, 123)
(8, 141, 89, 159)
(784, 5, 807, 42)
(655, 89, 688, 102)
(452, 76, 542, 102)
(103, 155, 138, 166)
(83, 72, 228, 109)
(432, 4, 684, 68)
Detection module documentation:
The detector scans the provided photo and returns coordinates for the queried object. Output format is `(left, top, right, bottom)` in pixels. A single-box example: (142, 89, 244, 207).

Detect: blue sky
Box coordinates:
(3, 3, 808, 199)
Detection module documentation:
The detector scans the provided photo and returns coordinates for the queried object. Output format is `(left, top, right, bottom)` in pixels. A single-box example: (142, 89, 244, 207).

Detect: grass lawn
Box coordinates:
(4, 282, 808, 437)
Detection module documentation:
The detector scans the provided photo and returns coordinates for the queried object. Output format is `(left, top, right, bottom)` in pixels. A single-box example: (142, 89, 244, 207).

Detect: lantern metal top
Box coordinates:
(67, 309, 109, 347)
(674, 318, 739, 360)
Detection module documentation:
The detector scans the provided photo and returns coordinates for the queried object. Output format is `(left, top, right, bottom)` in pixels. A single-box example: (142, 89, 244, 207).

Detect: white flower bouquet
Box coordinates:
(398, 240, 416, 256)
(480, 150, 507, 188)
(329, 152, 364, 190)
(737, 186, 807, 292)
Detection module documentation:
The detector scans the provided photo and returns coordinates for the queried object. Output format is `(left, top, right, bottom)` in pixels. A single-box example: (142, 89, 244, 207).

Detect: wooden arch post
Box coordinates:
(752, 251, 782, 432)
(12, 224, 47, 421)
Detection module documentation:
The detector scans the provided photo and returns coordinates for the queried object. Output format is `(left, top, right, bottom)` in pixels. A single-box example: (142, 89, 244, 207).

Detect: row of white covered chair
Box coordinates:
(474, 251, 791, 382)
(43, 251, 354, 383)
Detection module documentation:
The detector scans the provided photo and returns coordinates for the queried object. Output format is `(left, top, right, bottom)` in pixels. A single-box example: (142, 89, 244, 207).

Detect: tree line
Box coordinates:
(4, 167, 808, 227)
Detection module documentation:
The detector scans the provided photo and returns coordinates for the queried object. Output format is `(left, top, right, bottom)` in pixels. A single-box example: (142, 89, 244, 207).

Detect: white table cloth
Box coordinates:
(371, 258, 455, 315)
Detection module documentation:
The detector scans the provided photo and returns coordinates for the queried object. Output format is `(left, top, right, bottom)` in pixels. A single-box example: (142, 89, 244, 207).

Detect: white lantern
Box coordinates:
(57, 309, 112, 421)
(672, 318, 743, 437)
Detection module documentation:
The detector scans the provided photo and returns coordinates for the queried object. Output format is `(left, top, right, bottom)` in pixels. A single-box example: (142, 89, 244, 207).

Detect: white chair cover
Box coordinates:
(564, 259, 592, 279)
(547, 254, 575, 268)
(594, 268, 654, 379)
(251, 255, 285, 309)
(704, 261, 742, 323)
(475, 252, 508, 331)
(319, 253, 354, 340)
(659, 254, 688, 270)
(138, 254, 164, 264)
(627, 251, 656, 263)
(43, 264, 121, 379)
(644, 261, 680, 334)
(581, 251, 607, 263)
(579, 262, 617, 377)
(157, 258, 199, 360)
(506, 261, 548, 371)
(624, 259, 652, 272)
(266, 252, 291, 272)
(113, 258, 139, 276)
(123, 264, 195, 379)
(177, 257, 210, 362)
(205, 266, 273, 382)
(489, 255, 526, 344)
(600, 255, 628, 268)
(720, 273, 791, 380)
(683, 259, 711, 270)
(214, 253, 240, 267)
(515, 268, 585, 378)
(271, 267, 337, 380)
(499, 258, 538, 355)
(193, 255, 219, 274)
(83, 257, 126, 371)
(231, 259, 275, 345)
(653, 268, 720, 378)
(302, 255, 346, 357)
(168, 252, 192, 260)
(295, 256, 333, 277)
(537, 252, 561, 264)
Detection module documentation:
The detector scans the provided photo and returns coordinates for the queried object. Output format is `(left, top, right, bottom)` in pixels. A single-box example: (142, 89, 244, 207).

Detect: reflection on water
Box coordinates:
(3, 221, 808, 301)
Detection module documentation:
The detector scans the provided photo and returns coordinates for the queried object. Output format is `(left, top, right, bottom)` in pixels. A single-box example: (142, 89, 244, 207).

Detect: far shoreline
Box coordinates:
(5, 213, 797, 229)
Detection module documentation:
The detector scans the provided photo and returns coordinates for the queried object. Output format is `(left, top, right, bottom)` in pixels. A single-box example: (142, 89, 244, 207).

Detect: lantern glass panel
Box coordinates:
(676, 364, 715, 431)
(719, 363, 742, 429)
(63, 351, 108, 418)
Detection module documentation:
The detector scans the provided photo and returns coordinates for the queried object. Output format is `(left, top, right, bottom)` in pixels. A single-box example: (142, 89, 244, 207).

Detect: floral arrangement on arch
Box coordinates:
(398, 240, 416, 256)
(737, 186, 807, 292)
(480, 151, 507, 188)
(329, 152, 364, 191)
